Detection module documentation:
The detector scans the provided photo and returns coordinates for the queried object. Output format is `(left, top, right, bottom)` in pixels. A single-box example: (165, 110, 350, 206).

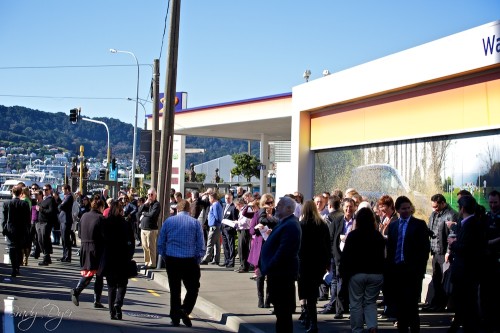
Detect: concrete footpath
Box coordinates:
(143, 259, 453, 333)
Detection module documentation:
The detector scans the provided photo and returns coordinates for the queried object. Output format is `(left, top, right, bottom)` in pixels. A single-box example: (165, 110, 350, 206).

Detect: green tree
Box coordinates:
(195, 173, 206, 182)
(231, 153, 260, 182)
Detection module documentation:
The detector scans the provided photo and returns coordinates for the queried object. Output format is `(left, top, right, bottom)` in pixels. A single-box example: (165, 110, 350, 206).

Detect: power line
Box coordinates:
(0, 94, 127, 100)
(0, 64, 151, 70)
(158, 0, 170, 61)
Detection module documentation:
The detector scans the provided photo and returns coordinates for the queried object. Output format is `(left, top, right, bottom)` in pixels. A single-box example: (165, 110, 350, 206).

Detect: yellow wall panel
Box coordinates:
(486, 80, 500, 124)
(311, 78, 500, 150)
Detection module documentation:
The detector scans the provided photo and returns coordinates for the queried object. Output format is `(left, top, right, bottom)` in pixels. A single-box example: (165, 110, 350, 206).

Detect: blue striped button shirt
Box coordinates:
(158, 211, 206, 262)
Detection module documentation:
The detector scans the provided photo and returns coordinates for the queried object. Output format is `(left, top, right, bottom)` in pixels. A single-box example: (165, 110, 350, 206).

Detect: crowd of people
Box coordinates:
(177, 186, 499, 333)
(3, 182, 500, 333)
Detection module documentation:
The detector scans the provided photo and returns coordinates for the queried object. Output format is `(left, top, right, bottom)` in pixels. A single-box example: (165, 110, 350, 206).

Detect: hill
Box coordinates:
(0, 105, 259, 167)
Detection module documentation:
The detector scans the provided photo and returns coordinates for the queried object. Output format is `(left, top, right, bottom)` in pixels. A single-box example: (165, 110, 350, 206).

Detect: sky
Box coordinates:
(1, 1, 499, 128)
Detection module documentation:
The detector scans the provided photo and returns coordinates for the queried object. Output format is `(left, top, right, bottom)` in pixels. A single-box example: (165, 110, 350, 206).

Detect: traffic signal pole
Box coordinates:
(68, 108, 111, 181)
(81, 118, 111, 180)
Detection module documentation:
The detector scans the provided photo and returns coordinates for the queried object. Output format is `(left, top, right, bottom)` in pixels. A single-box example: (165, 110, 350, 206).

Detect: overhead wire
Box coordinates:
(158, 0, 171, 62)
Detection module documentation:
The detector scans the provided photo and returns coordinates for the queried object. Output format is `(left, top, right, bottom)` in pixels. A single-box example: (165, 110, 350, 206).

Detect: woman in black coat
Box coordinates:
(70, 195, 105, 308)
(99, 199, 135, 320)
(298, 200, 331, 333)
(339, 207, 385, 333)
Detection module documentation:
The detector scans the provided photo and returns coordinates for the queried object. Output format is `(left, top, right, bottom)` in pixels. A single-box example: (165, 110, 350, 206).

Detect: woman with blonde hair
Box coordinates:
(298, 200, 331, 333)
(248, 193, 277, 308)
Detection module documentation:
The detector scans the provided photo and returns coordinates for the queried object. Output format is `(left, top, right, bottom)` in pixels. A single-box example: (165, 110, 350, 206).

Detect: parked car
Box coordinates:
(347, 164, 429, 216)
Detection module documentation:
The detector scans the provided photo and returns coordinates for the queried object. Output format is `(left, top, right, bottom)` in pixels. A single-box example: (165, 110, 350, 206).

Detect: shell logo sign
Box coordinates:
(159, 92, 186, 112)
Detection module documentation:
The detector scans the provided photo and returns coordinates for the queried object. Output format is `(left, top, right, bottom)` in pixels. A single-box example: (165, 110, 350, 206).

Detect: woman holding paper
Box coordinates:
(248, 193, 278, 308)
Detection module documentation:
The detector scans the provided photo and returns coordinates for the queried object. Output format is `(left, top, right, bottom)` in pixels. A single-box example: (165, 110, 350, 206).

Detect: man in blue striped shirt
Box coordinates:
(158, 199, 205, 328)
(200, 192, 223, 265)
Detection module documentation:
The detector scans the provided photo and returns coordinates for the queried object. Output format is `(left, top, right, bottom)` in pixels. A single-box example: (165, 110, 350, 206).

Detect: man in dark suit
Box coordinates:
(321, 197, 355, 318)
(447, 195, 486, 333)
(221, 193, 239, 268)
(2, 185, 31, 277)
(260, 196, 301, 333)
(58, 184, 74, 263)
(36, 184, 58, 266)
(386, 196, 430, 333)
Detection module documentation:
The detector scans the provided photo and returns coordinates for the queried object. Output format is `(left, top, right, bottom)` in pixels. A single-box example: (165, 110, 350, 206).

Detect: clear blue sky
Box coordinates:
(1, 1, 499, 127)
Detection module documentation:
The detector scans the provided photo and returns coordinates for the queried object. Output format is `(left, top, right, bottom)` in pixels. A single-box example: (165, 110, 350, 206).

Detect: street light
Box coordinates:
(110, 48, 139, 188)
(127, 98, 148, 130)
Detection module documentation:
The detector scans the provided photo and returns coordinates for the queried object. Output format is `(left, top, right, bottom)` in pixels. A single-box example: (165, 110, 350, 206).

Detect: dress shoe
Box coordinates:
(249, 275, 258, 280)
(334, 313, 344, 319)
(180, 310, 192, 327)
(170, 319, 180, 327)
(94, 301, 105, 309)
(199, 261, 208, 265)
(114, 306, 122, 319)
(38, 261, 49, 266)
(226, 264, 234, 268)
(319, 308, 335, 314)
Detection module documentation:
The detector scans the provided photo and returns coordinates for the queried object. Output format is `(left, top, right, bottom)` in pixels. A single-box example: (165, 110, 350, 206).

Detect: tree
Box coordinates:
(195, 173, 206, 182)
(231, 153, 260, 182)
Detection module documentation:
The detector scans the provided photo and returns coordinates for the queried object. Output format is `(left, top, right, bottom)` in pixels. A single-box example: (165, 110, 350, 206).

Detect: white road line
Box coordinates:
(3, 297, 15, 333)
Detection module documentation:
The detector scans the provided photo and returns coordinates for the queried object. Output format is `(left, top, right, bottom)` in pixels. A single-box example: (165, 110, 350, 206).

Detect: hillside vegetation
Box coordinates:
(0, 105, 259, 167)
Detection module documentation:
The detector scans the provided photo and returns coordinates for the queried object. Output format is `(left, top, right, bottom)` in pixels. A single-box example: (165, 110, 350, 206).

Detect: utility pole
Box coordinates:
(151, 58, 160, 189)
(157, 0, 181, 224)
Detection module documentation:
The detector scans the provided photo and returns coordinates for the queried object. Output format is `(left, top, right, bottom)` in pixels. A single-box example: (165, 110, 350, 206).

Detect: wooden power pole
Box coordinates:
(157, 0, 182, 224)
(150, 58, 160, 190)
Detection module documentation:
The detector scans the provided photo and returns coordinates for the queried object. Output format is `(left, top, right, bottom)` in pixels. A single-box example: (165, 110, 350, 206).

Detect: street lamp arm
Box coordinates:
(110, 48, 140, 188)
(81, 117, 111, 170)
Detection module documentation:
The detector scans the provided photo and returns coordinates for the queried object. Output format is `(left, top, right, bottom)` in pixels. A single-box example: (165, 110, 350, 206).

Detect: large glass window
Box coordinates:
(314, 129, 500, 217)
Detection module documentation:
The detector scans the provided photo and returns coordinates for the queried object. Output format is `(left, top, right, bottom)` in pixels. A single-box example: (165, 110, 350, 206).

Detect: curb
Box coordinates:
(146, 269, 266, 333)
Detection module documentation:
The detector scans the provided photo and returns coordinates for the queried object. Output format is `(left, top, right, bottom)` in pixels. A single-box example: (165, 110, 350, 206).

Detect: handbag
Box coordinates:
(128, 259, 138, 278)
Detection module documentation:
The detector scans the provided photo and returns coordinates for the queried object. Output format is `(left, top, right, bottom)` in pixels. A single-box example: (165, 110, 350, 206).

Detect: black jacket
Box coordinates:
(98, 214, 135, 277)
(138, 200, 161, 230)
(2, 197, 31, 247)
(386, 216, 430, 277)
(38, 196, 58, 226)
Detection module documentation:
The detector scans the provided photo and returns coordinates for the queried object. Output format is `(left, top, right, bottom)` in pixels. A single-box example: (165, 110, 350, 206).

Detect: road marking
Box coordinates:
(3, 297, 15, 333)
(147, 289, 160, 297)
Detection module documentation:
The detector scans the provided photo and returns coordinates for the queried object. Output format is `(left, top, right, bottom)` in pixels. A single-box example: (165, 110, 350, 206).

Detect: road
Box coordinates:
(0, 234, 232, 333)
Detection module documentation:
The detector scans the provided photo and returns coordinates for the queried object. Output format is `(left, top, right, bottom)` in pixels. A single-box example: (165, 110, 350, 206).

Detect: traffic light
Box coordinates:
(99, 169, 106, 180)
(69, 108, 79, 123)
